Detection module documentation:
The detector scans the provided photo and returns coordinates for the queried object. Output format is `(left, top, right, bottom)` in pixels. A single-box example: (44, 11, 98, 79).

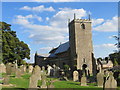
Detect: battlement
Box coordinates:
(69, 19, 91, 25)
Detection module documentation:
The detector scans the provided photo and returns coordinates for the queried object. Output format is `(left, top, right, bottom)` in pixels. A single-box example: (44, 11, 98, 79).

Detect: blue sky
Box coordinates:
(2, 2, 118, 63)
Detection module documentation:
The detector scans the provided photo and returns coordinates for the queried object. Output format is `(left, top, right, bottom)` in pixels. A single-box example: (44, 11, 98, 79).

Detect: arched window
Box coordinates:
(81, 23, 85, 29)
(83, 58, 86, 63)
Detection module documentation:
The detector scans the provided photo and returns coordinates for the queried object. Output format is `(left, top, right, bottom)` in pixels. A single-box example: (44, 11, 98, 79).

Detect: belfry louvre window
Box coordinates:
(81, 23, 85, 29)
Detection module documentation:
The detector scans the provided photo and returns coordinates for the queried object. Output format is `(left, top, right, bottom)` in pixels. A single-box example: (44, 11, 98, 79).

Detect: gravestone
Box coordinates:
(3, 75, 9, 85)
(33, 65, 41, 80)
(29, 74, 38, 88)
(104, 71, 117, 90)
(48, 80, 54, 88)
(23, 65, 26, 73)
(47, 65, 53, 76)
(73, 71, 79, 82)
(81, 76, 87, 86)
(6, 63, 12, 75)
(53, 65, 59, 78)
(16, 69, 21, 78)
(41, 70, 47, 88)
(97, 72, 104, 87)
(20, 65, 26, 74)
(28, 65, 33, 73)
(11, 64, 16, 74)
(0, 63, 6, 73)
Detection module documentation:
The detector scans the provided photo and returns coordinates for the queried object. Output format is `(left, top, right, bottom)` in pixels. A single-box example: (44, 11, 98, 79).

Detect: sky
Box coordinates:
(1, 2, 119, 63)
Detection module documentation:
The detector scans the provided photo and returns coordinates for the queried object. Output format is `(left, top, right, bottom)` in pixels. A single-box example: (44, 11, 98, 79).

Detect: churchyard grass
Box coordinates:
(1, 73, 120, 89)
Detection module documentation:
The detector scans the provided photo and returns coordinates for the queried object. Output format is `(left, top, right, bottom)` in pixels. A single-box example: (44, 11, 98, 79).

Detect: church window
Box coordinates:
(83, 58, 86, 63)
(81, 23, 85, 29)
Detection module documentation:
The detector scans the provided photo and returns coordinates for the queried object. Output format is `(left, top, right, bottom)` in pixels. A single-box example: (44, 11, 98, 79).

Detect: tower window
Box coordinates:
(83, 58, 86, 63)
(81, 23, 85, 29)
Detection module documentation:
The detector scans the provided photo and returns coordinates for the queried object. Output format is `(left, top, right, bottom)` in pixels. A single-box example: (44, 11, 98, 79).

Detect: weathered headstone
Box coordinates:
(16, 69, 21, 78)
(28, 65, 33, 73)
(29, 74, 38, 88)
(41, 70, 47, 88)
(47, 65, 53, 76)
(23, 65, 26, 73)
(20, 65, 26, 74)
(81, 76, 87, 86)
(32, 65, 41, 80)
(73, 71, 79, 82)
(48, 80, 54, 88)
(53, 65, 59, 78)
(97, 72, 104, 87)
(11, 64, 16, 74)
(0, 63, 6, 73)
(104, 71, 117, 90)
(6, 63, 12, 75)
(3, 75, 9, 85)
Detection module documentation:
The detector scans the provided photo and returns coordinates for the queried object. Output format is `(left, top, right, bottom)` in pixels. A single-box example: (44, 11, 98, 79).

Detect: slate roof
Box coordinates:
(37, 41, 70, 58)
(54, 41, 70, 54)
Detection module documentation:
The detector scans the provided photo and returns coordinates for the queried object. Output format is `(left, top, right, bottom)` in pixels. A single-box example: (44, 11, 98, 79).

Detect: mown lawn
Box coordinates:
(1, 73, 120, 90)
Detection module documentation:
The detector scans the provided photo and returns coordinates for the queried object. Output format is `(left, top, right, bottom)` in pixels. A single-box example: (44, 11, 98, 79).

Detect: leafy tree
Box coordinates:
(0, 22, 30, 65)
(109, 52, 120, 65)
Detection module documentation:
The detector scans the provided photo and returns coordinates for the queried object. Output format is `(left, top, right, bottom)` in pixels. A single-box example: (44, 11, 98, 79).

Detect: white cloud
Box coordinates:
(20, 5, 55, 12)
(93, 16, 118, 32)
(50, 8, 87, 28)
(40, 47, 52, 51)
(92, 18, 104, 26)
(14, 14, 42, 25)
(14, 8, 87, 47)
(46, 17, 50, 21)
(94, 43, 116, 48)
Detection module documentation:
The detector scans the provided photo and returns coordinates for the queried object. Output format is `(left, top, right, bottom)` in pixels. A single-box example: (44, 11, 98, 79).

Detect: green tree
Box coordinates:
(109, 52, 120, 65)
(0, 22, 30, 65)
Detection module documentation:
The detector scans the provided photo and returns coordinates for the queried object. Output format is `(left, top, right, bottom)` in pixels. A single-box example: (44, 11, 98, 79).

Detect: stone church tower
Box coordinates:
(69, 14, 96, 74)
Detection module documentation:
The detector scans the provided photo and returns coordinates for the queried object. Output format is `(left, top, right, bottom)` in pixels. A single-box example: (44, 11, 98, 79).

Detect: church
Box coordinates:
(35, 14, 97, 75)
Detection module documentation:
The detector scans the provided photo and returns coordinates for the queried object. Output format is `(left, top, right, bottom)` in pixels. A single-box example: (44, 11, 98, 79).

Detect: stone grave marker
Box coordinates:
(81, 76, 87, 86)
(41, 70, 47, 88)
(73, 70, 79, 82)
(47, 65, 53, 76)
(48, 80, 54, 88)
(33, 65, 41, 80)
(3, 75, 9, 85)
(6, 63, 12, 75)
(29, 74, 38, 88)
(97, 72, 104, 87)
(28, 65, 33, 73)
(16, 69, 21, 78)
(0, 63, 6, 73)
(11, 64, 16, 74)
(20, 65, 26, 74)
(104, 71, 117, 90)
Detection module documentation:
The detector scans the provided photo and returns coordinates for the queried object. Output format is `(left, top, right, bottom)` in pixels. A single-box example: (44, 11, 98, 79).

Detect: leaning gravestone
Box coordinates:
(3, 75, 9, 85)
(81, 75, 87, 86)
(97, 72, 104, 87)
(104, 71, 117, 90)
(73, 71, 79, 82)
(29, 74, 38, 88)
(6, 63, 12, 75)
(16, 69, 21, 78)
